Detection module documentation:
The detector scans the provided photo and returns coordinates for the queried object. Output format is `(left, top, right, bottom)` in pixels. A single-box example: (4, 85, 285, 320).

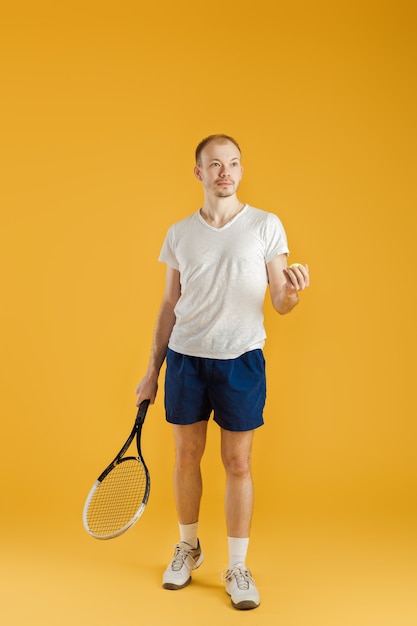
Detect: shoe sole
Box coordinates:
(231, 599, 260, 610)
(163, 577, 192, 590)
(226, 589, 260, 610)
(162, 552, 204, 590)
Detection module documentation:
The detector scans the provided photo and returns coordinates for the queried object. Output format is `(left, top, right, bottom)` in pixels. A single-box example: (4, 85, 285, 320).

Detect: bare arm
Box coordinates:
(136, 266, 181, 405)
(267, 254, 310, 315)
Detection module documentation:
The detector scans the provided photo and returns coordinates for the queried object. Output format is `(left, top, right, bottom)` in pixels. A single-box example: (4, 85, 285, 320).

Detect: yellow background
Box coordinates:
(1, 1, 416, 624)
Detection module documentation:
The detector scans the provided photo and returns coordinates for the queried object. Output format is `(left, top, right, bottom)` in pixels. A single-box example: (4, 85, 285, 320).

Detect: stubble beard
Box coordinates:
(214, 182, 239, 198)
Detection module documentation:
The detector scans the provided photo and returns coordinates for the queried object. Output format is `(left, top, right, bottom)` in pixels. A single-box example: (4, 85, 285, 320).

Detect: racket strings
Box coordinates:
(86, 458, 148, 538)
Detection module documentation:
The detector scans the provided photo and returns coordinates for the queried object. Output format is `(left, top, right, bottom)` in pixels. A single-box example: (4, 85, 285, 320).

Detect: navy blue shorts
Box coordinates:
(164, 348, 266, 432)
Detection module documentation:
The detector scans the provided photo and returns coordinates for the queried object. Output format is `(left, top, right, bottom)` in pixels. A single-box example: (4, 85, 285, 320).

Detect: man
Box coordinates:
(135, 134, 309, 610)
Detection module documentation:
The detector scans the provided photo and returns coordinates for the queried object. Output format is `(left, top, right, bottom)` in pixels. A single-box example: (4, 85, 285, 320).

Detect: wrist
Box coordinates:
(145, 368, 160, 381)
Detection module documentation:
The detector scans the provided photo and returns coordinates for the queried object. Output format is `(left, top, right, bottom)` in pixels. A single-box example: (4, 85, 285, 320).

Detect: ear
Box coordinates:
(194, 165, 203, 181)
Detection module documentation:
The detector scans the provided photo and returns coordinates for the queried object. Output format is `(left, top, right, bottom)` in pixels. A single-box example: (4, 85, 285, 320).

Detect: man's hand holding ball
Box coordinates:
(283, 262, 310, 292)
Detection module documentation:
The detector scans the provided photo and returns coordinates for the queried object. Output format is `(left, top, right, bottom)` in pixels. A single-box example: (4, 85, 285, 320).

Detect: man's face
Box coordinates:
(194, 140, 243, 198)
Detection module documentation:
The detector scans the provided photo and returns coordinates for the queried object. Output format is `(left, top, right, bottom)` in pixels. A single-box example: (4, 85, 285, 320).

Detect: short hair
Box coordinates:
(195, 134, 241, 165)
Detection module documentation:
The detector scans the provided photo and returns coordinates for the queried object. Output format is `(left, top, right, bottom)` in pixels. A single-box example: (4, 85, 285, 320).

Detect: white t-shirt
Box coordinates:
(159, 204, 289, 359)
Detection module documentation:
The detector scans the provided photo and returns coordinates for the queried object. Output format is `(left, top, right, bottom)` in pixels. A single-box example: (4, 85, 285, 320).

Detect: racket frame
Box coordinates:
(83, 399, 150, 539)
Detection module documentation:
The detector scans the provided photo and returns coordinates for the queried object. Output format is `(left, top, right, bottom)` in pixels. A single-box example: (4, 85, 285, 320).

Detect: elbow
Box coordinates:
(274, 295, 299, 315)
(275, 305, 292, 315)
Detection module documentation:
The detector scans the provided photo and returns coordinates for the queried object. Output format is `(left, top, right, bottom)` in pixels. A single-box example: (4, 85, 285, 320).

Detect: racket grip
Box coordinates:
(137, 399, 150, 420)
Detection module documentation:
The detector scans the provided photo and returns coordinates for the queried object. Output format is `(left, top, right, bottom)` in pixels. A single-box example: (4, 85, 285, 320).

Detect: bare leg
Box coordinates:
(220, 429, 260, 610)
(221, 429, 254, 537)
(163, 422, 207, 590)
(172, 421, 208, 524)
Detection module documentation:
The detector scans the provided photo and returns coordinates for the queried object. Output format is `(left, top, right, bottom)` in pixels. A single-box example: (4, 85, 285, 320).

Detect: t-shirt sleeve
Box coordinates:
(158, 225, 179, 270)
(264, 213, 290, 263)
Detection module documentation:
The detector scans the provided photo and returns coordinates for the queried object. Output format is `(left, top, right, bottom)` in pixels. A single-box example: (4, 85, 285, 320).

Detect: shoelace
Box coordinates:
(171, 543, 199, 571)
(223, 566, 254, 590)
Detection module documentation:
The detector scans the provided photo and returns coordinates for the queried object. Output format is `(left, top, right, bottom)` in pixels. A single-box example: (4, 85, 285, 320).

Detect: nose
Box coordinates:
(219, 165, 230, 177)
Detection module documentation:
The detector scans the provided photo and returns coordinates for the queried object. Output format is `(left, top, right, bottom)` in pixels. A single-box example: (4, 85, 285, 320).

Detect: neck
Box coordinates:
(200, 196, 244, 228)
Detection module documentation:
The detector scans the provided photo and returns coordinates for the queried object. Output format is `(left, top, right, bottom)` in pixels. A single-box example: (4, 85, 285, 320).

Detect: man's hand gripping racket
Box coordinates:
(83, 400, 151, 539)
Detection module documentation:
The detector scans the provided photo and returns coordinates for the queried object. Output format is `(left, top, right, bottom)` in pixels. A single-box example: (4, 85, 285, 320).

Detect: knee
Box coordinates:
(175, 441, 204, 469)
(223, 452, 251, 478)
(173, 423, 207, 470)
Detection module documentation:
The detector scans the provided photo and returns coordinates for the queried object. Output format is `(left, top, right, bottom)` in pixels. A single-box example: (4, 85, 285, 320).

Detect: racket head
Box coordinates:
(83, 456, 150, 539)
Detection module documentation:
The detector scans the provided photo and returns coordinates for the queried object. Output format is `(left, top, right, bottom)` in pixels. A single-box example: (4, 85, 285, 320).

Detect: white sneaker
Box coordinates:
(162, 540, 204, 590)
(223, 565, 260, 610)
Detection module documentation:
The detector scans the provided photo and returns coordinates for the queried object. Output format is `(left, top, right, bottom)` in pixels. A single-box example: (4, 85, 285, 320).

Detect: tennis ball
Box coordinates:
(289, 263, 302, 268)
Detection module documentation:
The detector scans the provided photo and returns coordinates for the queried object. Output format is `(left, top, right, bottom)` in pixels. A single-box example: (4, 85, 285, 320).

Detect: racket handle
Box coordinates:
(137, 399, 150, 421)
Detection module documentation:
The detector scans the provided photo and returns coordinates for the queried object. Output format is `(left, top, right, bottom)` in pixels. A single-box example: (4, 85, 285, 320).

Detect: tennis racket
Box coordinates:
(83, 399, 151, 539)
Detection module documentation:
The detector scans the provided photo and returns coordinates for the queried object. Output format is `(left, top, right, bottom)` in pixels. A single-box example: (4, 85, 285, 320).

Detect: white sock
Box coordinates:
(228, 536, 249, 568)
(179, 522, 199, 549)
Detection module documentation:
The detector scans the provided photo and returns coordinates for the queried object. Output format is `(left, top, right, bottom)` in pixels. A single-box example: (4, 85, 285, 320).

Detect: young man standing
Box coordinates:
(136, 134, 309, 610)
